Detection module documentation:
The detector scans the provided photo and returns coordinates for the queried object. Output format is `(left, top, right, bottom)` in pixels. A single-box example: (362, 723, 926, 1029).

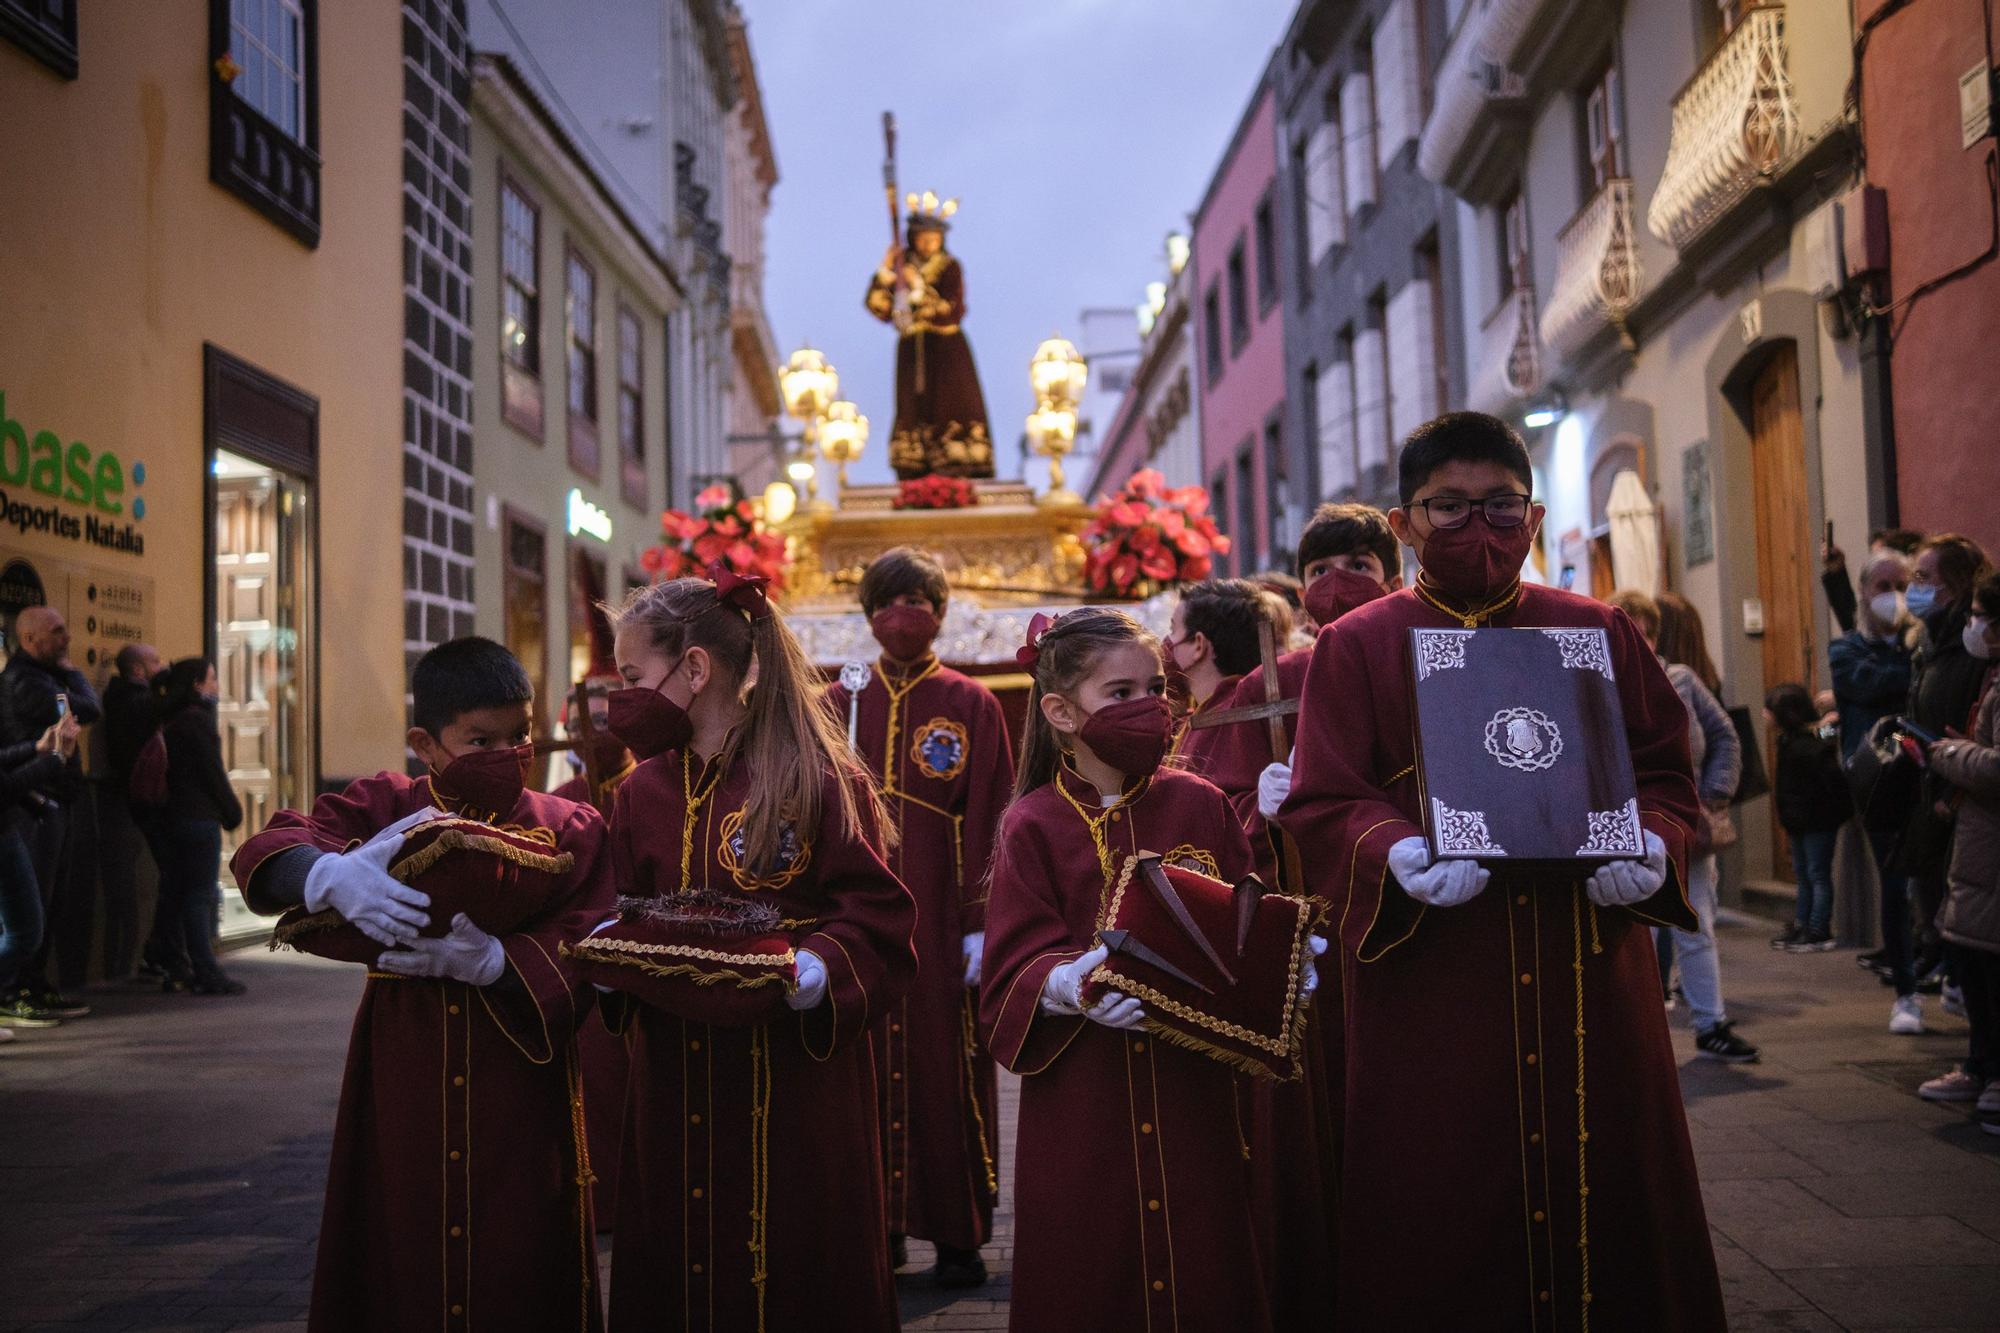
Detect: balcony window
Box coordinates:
(617, 307, 646, 509)
(1254, 192, 1280, 314)
(566, 249, 600, 478)
(1582, 61, 1625, 193)
(500, 176, 543, 438)
(1204, 283, 1225, 386)
(0, 0, 78, 78)
(208, 0, 320, 246)
(1227, 238, 1251, 354)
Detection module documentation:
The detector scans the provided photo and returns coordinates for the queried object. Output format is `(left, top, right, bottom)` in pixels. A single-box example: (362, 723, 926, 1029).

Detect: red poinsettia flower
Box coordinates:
(1140, 547, 1179, 581)
(1128, 469, 1166, 500)
(1176, 528, 1211, 557)
(1181, 554, 1213, 581)
(1107, 500, 1149, 528)
(1109, 553, 1141, 594)
(695, 484, 732, 512)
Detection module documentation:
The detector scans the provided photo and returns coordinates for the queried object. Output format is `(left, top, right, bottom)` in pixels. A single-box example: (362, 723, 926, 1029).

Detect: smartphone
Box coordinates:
(53, 692, 68, 721)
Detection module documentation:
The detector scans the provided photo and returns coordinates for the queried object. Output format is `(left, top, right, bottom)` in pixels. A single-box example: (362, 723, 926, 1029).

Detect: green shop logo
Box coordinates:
(0, 390, 147, 556)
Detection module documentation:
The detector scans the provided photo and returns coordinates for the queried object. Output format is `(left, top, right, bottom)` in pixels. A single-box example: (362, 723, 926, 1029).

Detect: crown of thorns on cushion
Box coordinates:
(561, 890, 799, 1028)
(270, 818, 576, 965)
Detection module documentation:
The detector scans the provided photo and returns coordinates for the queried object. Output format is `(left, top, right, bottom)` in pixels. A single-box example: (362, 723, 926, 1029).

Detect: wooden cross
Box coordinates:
(1187, 620, 1306, 894)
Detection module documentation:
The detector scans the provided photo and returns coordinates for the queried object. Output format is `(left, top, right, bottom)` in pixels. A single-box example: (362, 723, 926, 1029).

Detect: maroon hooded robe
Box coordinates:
(826, 655, 1011, 1252)
(1276, 583, 1724, 1332)
(602, 747, 917, 1332)
(980, 763, 1271, 1333)
(230, 772, 614, 1333)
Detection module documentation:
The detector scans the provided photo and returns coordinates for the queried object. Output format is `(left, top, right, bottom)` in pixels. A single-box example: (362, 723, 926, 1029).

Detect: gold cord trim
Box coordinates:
(387, 827, 576, 881)
(1057, 774, 1149, 898)
(748, 1024, 773, 1331)
(876, 659, 941, 798)
(1383, 764, 1416, 787)
(1571, 884, 1594, 1325)
(1413, 576, 1523, 627)
(681, 750, 727, 892)
(961, 990, 999, 1196)
(562, 937, 797, 984)
(566, 1044, 597, 1329)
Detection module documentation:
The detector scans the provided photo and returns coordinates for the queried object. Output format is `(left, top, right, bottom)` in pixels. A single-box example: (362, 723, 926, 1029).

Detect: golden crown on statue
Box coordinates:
(903, 190, 959, 226)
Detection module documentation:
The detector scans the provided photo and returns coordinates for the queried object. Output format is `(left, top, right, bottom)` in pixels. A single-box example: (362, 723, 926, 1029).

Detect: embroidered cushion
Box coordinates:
(271, 817, 576, 965)
(1079, 851, 1316, 1080)
(563, 892, 798, 1027)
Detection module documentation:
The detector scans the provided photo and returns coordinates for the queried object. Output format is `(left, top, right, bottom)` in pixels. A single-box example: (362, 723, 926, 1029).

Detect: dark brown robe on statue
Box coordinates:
(602, 747, 917, 1333)
(1276, 583, 1725, 1332)
(1196, 648, 1335, 1332)
(825, 655, 1011, 1252)
(980, 763, 1272, 1333)
(554, 762, 637, 1233)
(230, 773, 613, 1333)
(865, 246, 993, 479)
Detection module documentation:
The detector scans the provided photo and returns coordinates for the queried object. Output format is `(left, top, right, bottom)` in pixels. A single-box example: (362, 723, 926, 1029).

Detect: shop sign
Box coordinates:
(566, 488, 612, 542)
(0, 390, 146, 556)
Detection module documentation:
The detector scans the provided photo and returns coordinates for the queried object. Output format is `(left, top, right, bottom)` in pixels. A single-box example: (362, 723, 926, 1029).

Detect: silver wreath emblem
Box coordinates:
(1483, 707, 1564, 772)
(1431, 798, 1508, 856)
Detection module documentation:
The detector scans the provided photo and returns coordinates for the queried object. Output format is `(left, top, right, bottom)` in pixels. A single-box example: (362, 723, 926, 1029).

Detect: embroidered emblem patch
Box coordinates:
(910, 718, 969, 781)
(1483, 707, 1564, 772)
(718, 808, 811, 890)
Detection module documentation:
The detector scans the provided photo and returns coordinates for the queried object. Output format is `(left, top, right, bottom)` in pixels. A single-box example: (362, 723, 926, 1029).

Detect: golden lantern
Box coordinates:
(817, 399, 869, 493)
(777, 346, 839, 508)
(1026, 401, 1081, 506)
(1028, 335, 1089, 412)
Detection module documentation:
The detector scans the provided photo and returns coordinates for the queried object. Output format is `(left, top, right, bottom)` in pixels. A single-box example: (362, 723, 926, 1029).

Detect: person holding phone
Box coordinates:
(0, 711, 81, 1036)
(0, 606, 101, 1023)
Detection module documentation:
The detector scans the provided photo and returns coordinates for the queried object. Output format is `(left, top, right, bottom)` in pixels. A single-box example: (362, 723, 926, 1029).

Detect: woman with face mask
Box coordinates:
(151, 657, 245, 996)
(979, 606, 1315, 1333)
(1903, 535, 1996, 987)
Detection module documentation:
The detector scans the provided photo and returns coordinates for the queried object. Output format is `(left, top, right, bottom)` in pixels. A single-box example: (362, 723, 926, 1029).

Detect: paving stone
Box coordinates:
(1774, 1266, 2000, 1330)
(1727, 1216, 2000, 1272)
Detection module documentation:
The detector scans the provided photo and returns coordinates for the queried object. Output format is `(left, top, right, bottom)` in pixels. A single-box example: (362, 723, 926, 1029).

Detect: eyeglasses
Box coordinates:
(1406, 493, 1533, 529)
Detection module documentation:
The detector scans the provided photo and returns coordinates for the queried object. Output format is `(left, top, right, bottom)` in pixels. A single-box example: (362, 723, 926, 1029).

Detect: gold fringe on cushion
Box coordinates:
(388, 826, 574, 881)
(560, 938, 797, 991)
(269, 909, 347, 948)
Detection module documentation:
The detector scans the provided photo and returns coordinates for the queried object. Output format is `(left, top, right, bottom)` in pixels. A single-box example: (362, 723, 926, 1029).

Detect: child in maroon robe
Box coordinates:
(596, 573, 917, 1333)
(1199, 502, 1399, 1330)
(231, 636, 614, 1333)
(980, 606, 1310, 1333)
(824, 547, 1010, 1287)
(1278, 413, 1724, 1330)
(1165, 576, 1285, 774)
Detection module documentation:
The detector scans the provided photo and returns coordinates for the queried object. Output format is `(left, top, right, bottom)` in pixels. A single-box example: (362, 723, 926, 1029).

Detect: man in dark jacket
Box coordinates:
(0, 606, 102, 1020)
(102, 642, 174, 979)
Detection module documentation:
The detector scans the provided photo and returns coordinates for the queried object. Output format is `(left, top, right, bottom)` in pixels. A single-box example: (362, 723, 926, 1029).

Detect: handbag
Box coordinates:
(1726, 705, 1769, 805)
(1842, 714, 1927, 831)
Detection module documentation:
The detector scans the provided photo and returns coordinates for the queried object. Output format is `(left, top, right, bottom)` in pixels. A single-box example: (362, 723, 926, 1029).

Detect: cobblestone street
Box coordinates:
(2, 914, 1997, 1331)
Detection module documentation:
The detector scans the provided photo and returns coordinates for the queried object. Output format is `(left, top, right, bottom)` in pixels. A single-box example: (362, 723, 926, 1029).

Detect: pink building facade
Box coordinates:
(1192, 78, 1289, 575)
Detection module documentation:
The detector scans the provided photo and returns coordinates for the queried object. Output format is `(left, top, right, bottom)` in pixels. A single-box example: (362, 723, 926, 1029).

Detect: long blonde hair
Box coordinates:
(1011, 606, 1160, 802)
(607, 577, 886, 873)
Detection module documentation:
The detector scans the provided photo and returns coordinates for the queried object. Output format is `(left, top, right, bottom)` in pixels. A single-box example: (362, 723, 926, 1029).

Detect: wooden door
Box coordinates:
(1749, 343, 1815, 874)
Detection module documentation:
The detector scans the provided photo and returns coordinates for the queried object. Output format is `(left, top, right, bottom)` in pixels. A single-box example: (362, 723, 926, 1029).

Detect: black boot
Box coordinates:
(931, 1244, 988, 1288)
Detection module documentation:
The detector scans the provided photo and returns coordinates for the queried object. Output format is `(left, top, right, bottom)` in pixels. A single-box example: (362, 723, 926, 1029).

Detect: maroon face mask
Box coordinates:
(1418, 514, 1536, 602)
(1303, 567, 1388, 628)
(1077, 695, 1174, 778)
(431, 742, 533, 814)
(1158, 635, 1193, 699)
(870, 605, 940, 663)
(607, 674, 694, 761)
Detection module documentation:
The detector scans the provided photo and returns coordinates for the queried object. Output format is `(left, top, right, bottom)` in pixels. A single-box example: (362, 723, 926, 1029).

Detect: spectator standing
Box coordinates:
(1614, 591, 1758, 1061)
(1827, 554, 1926, 1029)
(152, 658, 245, 995)
(1822, 529, 1924, 635)
(101, 643, 179, 980)
(1768, 684, 1851, 952)
(1916, 575, 2000, 1129)
(0, 712, 81, 1034)
(0, 605, 100, 1019)
(1904, 535, 1994, 982)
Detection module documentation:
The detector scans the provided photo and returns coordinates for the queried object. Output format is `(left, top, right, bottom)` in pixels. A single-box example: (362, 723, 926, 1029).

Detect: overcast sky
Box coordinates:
(738, 0, 1295, 486)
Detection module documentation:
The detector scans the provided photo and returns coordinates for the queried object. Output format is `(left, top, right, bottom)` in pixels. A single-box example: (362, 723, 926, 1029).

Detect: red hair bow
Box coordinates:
(709, 564, 773, 621)
(1016, 612, 1053, 668)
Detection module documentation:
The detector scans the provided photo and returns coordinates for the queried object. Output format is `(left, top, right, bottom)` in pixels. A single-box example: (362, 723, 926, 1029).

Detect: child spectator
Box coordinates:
(1768, 683, 1851, 952)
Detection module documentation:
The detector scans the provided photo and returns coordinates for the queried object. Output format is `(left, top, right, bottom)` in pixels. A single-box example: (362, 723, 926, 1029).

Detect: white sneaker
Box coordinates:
(1889, 995, 1924, 1034)
(1978, 1081, 2000, 1115)
(1941, 983, 1967, 1018)
(0, 1026, 13, 1045)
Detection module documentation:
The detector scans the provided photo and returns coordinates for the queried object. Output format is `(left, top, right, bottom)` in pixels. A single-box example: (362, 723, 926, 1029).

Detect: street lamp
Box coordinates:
(817, 399, 869, 494)
(1027, 335, 1087, 506)
(778, 345, 840, 508)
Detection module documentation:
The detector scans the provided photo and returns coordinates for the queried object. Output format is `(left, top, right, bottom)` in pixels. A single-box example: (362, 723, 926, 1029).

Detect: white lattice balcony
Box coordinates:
(1539, 178, 1642, 363)
(1466, 285, 1540, 416)
(1415, 0, 1541, 191)
(1647, 6, 1800, 250)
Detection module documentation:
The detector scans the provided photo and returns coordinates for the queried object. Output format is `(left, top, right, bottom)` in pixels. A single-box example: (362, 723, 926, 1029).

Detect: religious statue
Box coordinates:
(864, 190, 994, 480)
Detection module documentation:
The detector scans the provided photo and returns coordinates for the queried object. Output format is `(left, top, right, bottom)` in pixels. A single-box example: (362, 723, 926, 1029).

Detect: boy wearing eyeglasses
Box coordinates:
(1274, 412, 1724, 1330)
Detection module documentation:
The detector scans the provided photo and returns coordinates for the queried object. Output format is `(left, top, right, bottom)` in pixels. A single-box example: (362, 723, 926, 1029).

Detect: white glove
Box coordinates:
(1300, 934, 1327, 1000)
(1038, 945, 1149, 1029)
(1387, 835, 1490, 908)
(1585, 830, 1668, 907)
(375, 913, 506, 986)
(787, 948, 828, 1010)
(1257, 761, 1292, 820)
(303, 808, 445, 945)
(962, 931, 985, 988)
